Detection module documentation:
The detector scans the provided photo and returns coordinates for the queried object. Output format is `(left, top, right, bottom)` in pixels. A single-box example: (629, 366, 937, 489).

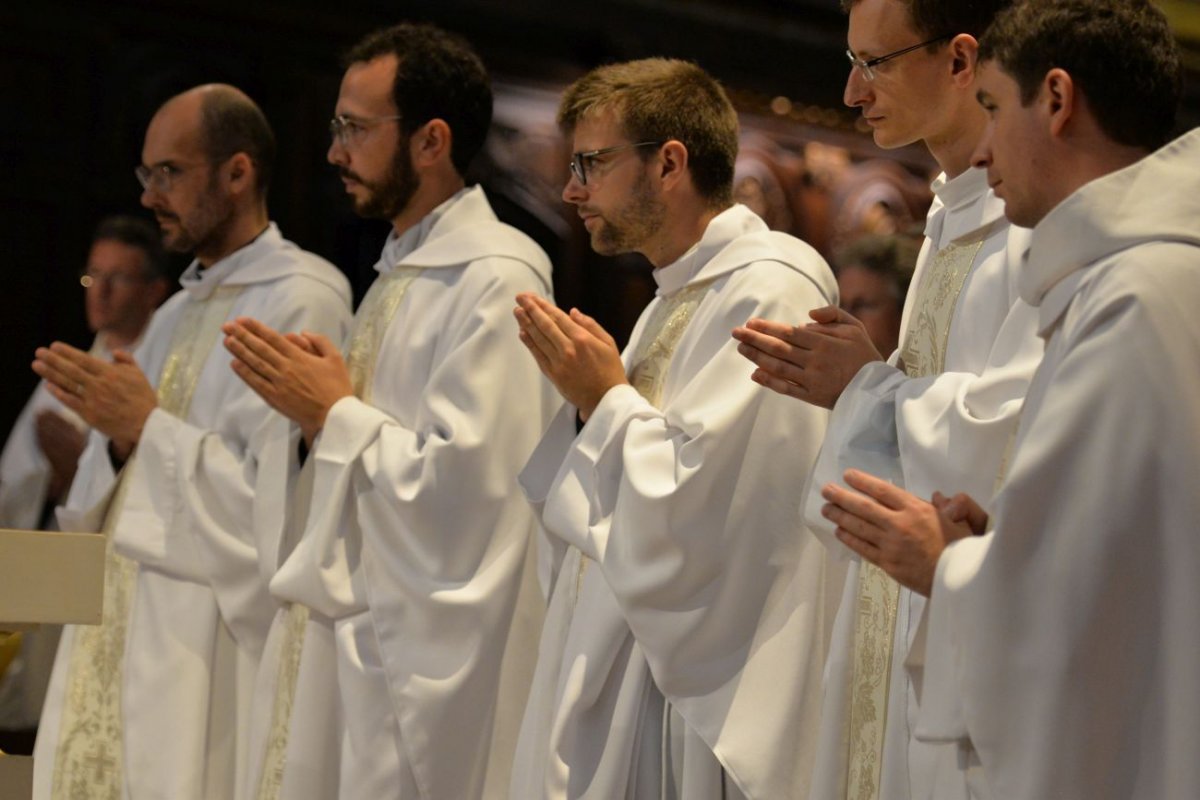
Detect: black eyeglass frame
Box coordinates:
(569, 141, 665, 186)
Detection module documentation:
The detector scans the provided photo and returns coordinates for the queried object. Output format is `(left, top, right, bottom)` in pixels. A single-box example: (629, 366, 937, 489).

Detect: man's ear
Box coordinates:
(658, 140, 689, 192)
(225, 152, 255, 195)
(411, 119, 453, 168)
(1043, 68, 1076, 138)
(948, 33, 980, 89)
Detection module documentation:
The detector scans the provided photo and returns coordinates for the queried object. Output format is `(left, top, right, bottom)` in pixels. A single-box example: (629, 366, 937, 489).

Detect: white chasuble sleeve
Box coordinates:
(919, 249, 1200, 799)
(532, 262, 837, 799)
(804, 226, 1042, 554)
(277, 257, 556, 799)
(112, 278, 351, 656)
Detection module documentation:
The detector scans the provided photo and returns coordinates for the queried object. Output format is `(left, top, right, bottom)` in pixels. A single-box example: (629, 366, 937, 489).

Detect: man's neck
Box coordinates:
(196, 206, 270, 268)
(390, 173, 466, 238)
(643, 202, 729, 269)
(925, 106, 988, 180)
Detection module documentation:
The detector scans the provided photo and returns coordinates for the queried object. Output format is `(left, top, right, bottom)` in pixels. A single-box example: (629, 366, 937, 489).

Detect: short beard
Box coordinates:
(164, 169, 236, 255)
(591, 170, 665, 256)
(351, 145, 419, 221)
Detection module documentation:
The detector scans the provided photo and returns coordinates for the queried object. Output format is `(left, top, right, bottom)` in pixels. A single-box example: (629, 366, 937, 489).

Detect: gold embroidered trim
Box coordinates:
(257, 267, 423, 800)
(571, 279, 715, 606)
(51, 286, 243, 799)
(844, 237, 983, 800)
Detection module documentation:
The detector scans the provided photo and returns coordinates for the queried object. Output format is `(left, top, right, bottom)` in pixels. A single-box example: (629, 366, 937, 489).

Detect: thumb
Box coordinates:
(112, 350, 137, 366)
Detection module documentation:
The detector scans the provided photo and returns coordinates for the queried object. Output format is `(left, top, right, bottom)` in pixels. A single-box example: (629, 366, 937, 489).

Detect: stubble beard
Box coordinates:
(590, 172, 666, 257)
(161, 172, 237, 257)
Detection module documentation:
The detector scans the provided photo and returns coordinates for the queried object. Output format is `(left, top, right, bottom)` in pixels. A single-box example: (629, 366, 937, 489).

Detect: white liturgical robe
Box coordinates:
(247, 187, 556, 800)
(33, 224, 352, 800)
(916, 129, 1200, 800)
(804, 168, 1044, 800)
(0, 335, 130, 731)
(513, 205, 843, 800)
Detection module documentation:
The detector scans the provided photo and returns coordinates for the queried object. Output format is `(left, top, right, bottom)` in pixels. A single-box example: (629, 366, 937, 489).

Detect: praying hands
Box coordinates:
(222, 317, 353, 446)
(820, 468, 987, 596)
(32, 342, 157, 460)
(732, 305, 884, 409)
(513, 292, 628, 421)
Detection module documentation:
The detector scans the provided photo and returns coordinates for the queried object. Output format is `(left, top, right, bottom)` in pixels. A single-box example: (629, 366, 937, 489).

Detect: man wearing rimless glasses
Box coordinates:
(734, 0, 1045, 799)
(29, 84, 351, 800)
(512, 58, 840, 799)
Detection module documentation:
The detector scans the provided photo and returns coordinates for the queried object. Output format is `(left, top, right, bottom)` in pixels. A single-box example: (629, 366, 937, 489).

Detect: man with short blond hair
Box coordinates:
(512, 57, 840, 799)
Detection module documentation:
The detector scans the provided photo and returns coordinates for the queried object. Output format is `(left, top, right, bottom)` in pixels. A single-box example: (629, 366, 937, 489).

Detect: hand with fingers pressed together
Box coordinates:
(731, 304, 885, 409)
(35, 410, 88, 501)
(32, 342, 157, 461)
(222, 316, 353, 447)
(819, 468, 978, 596)
(513, 292, 628, 421)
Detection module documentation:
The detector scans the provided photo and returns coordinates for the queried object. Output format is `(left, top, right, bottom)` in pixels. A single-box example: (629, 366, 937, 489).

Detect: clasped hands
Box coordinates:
(32, 343, 156, 461)
(731, 305, 884, 409)
(222, 318, 351, 447)
(514, 293, 627, 421)
(820, 469, 988, 596)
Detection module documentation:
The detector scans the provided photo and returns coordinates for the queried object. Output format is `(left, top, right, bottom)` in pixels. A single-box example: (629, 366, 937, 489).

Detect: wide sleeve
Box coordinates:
(916, 256, 1200, 799)
(535, 262, 839, 798)
(804, 236, 1043, 548)
(0, 382, 68, 529)
(111, 278, 351, 655)
(274, 257, 557, 799)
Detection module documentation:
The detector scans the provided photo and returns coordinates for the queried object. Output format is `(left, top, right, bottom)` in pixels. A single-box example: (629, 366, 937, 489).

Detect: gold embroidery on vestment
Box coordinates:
(51, 286, 243, 800)
(571, 279, 714, 606)
(257, 267, 423, 800)
(844, 237, 983, 800)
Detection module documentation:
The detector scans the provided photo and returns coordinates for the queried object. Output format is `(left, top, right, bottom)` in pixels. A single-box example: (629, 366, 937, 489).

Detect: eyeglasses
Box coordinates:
(569, 141, 665, 186)
(80, 270, 147, 290)
(329, 114, 402, 147)
(135, 163, 197, 194)
(846, 34, 953, 81)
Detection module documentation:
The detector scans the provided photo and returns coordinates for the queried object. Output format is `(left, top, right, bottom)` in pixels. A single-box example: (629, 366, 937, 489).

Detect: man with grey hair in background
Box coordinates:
(31, 84, 351, 799)
(0, 215, 170, 755)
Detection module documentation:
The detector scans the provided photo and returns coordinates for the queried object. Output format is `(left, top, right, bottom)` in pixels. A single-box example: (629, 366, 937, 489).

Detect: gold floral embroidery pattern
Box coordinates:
(572, 279, 715, 606)
(845, 238, 983, 800)
(257, 267, 423, 800)
(52, 286, 243, 800)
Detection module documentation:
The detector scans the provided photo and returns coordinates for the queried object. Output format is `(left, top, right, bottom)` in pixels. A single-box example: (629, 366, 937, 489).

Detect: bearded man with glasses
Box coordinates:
(512, 58, 840, 799)
(223, 22, 556, 800)
(733, 1, 1046, 799)
(29, 85, 352, 800)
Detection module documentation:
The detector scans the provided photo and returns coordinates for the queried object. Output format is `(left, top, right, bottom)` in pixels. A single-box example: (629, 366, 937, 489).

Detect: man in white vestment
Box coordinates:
(511, 58, 841, 799)
(223, 23, 555, 800)
(30, 84, 352, 799)
(0, 217, 170, 751)
(821, 2, 1197, 797)
(0, 216, 170, 532)
(732, 1, 1045, 797)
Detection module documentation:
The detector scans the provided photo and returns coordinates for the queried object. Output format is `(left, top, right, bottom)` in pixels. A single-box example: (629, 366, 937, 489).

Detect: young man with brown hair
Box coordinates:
(823, 1, 1195, 797)
(512, 58, 840, 799)
(733, 1, 1046, 798)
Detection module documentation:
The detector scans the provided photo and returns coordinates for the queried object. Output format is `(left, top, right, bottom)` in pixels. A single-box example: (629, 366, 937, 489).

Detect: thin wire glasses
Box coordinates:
(329, 114, 403, 147)
(135, 163, 194, 194)
(569, 141, 665, 186)
(846, 34, 953, 81)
